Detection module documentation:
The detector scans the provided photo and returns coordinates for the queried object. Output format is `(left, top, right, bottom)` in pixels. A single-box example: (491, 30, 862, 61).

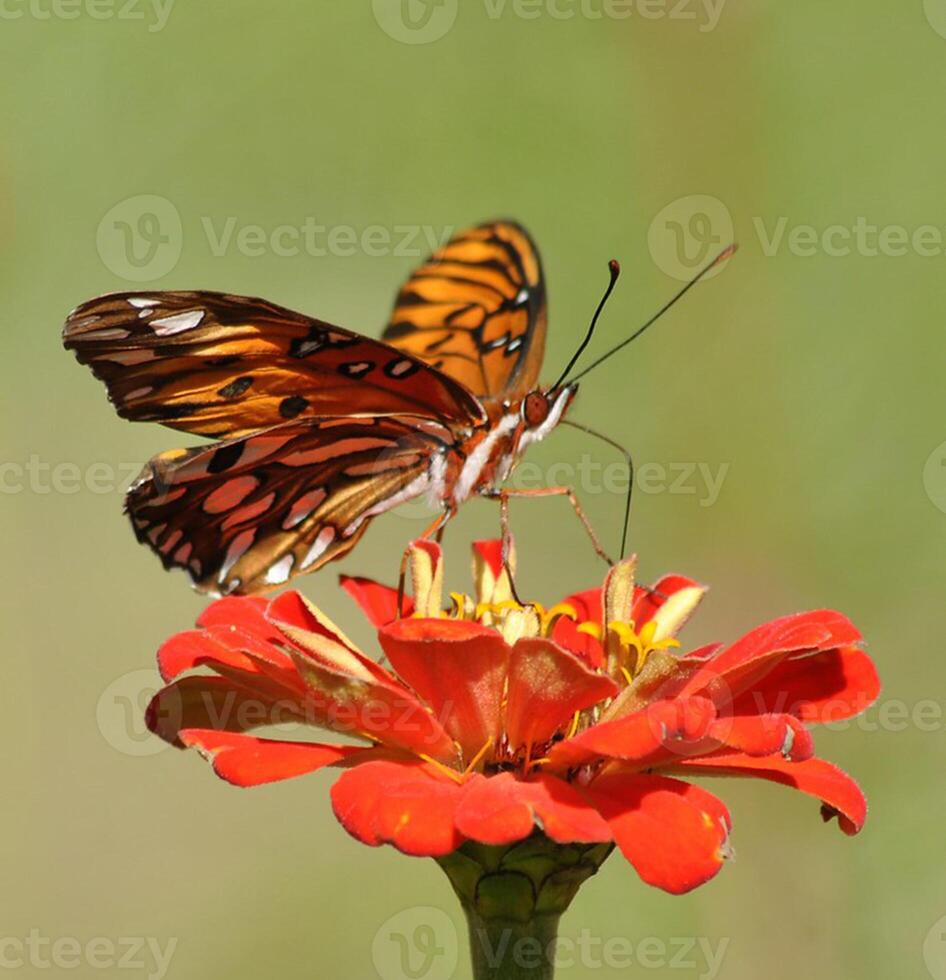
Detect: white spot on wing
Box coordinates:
(128, 297, 160, 309)
(150, 310, 205, 336)
(301, 527, 336, 570)
(265, 553, 295, 585)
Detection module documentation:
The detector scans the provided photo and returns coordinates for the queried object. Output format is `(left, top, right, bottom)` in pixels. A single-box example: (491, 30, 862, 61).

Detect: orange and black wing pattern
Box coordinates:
(63, 290, 485, 439)
(383, 221, 547, 401)
(127, 415, 453, 595)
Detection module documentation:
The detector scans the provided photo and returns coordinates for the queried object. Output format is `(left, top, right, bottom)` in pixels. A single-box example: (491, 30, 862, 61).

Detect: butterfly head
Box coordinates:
(519, 384, 577, 444)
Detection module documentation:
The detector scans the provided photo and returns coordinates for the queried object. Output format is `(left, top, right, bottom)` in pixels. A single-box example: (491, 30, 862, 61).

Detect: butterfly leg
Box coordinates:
(486, 486, 615, 567)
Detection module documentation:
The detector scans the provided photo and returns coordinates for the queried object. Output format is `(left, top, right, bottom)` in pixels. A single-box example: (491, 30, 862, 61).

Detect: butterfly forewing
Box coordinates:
(63, 218, 558, 593)
(63, 290, 485, 438)
(127, 415, 452, 595)
(383, 220, 547, 401)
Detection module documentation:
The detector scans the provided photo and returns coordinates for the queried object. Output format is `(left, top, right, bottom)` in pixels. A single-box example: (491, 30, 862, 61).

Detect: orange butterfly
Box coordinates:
(64, 220, 731, 595)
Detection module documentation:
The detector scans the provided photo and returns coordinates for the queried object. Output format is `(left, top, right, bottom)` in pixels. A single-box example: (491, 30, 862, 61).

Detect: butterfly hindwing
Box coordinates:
(126, 415, 453, 595)
(383, 220, 547, 401)
(63, 290, 485, 438)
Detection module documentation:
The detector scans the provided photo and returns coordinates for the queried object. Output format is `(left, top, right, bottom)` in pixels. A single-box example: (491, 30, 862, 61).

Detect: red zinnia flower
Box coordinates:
(147, 540, 879, 896)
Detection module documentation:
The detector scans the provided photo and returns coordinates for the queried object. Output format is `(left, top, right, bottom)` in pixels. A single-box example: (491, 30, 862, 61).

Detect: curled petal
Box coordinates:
(708, 713, 814, 762)
(472, 538, 515, 608)
(179, 730, 369, 787)
(632, 574, 700, 624)
(340, 575, 408, 626)
(731, 646, 880, 724)
(504, 637, 618, 751)
(584, 772, 731, 894)
(158, 625, 297, 682)
(603, 557, 637, 630)
(680, 610, 864, 704)
(146, 675, 306, 747)
(407, 539, 444, 618)
(330, 760, 466, 856)
(267, 591, 372, 674)
(671, 753, 867, 835)
(380, 618, 509, 759)
(455, 772, 611, 846)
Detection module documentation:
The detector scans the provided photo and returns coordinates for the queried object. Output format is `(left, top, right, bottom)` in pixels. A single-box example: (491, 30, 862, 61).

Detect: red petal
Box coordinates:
(504, 638, 618, 750)
(556, 587, 602, 625)
(179, 729, 367, 786)
(680, 610, 863, 704)
(730, 646, 880, 724)
(196, 595, 277, 641)
(708, 713, 813, 761)
(340, 575, 409, 627)
(455, 772, 611, 845)
(267, 591, 362, 653)
(157, 625, 297, 682)
(549, 697, 717, 770)
(287, 649, 457, 761)
(330, 760, 466, 856)
(551, 617, 604, 668)
(157, 630, 254, 682)
(379, 618, 509, 759)
(672, 754, 867, 834)
(584, 772, 731, 894)
(146, 675, 303, 746)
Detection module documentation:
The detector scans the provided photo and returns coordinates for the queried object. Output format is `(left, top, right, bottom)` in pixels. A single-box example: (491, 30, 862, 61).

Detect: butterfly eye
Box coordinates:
(522, 391, 551, 428)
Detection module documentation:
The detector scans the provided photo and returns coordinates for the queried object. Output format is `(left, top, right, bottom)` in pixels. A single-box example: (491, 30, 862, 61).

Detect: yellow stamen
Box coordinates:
(448, 592, 469, 619)
(566, 710, 581, 739)
(577, 621, 603, 640)
(417, 754, 465, 785)
(539, 603, 578, 636)
(463, 737, 495, 777)
(605, 620, 681, 681)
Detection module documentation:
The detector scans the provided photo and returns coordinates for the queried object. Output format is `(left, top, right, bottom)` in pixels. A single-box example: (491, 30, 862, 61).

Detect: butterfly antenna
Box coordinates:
(562, 419, 634, 560)
(552, 259, 621, 391)
(565, 243, 737, 385)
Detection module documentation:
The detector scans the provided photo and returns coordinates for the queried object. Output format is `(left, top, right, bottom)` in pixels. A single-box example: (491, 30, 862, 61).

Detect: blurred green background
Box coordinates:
(3, 1, 944, 978)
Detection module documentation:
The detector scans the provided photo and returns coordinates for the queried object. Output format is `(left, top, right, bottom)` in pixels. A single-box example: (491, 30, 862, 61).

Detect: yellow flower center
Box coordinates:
(578, 618, 680, 682)
(438, 594, 577, 638)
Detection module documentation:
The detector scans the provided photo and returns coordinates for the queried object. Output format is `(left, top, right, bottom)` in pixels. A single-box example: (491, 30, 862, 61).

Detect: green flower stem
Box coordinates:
(465, 910, 560, 980)
(437, 834, 614, 980)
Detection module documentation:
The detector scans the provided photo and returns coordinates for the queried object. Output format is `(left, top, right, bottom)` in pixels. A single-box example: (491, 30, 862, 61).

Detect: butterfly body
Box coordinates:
(64, 220, 573, 594)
